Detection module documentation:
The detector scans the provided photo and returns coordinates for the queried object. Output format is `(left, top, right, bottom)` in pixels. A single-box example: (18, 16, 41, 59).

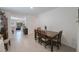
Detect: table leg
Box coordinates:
(51, 40, 53, 52)
(9, 40, 11, 46)
(34, 31, 37, 40)
(4, 44, 8, 51)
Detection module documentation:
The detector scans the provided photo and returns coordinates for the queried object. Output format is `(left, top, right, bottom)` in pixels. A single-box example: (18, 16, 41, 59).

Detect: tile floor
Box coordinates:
(8, 30, 76, 52)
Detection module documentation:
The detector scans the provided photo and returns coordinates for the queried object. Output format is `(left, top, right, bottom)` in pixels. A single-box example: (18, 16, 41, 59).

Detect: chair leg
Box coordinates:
(38, 37, 40, 43)
(9, 40, 11, 46)
(45, 43, 47, 48)
(58, 42, 61, 46)
(39, 39, 42, 45)
(57, 45, 59, 49)
(4, 44, 8, 51)
(38, 37, 41, 43)
(60, 42, 61, 46)
(56, 43, 60, 50)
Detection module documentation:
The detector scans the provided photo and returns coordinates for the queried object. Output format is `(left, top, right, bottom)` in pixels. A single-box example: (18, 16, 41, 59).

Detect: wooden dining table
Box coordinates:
(34, 29, 59, 51)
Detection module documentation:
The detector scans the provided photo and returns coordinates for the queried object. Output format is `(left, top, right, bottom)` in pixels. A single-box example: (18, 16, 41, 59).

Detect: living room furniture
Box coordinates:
(23, 28, 28, 35)
(16, 26, 21, 30)
(16, 22, 23, 30)
(34, 29, 59, 51)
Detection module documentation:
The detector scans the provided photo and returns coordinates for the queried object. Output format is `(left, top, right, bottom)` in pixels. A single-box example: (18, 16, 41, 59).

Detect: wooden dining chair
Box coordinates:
(0, 28, 11, 51)
(41, 36, 51, 48)
(37, 30, 42, 43)
(35, 27, 41, 40)
(3, 33, 11, 51)
(39, 31, 51, 48)
(34, 29, 37, 40)
(53, 31, 63, 49)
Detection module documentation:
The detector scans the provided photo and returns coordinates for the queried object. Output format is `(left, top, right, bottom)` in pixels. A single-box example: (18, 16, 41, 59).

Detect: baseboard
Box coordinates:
(62, 43, 76, 52)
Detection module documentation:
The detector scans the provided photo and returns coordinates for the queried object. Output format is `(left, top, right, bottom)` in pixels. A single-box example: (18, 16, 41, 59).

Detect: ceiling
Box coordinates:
(0, 7, 56, 15)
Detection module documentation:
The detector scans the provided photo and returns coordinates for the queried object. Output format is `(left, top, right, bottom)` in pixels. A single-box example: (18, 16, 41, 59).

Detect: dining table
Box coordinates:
(34, 29, 59, 51)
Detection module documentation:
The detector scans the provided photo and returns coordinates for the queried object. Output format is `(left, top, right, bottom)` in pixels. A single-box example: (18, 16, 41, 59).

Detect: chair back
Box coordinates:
(37, 27, 41, 31)
(58, 31, 63, 42)
(37, 30, 41, 37)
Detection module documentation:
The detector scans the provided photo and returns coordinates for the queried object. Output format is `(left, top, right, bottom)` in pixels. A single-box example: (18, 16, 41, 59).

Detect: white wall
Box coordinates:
(26, 15, 38, 34)
(36, 8, 78, 49)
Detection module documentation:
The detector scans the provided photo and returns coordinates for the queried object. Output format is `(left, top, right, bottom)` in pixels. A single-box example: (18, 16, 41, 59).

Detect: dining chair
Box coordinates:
(39, 31, 51, 48)
(4, 39, 11, 51)
(35, 27, 42, 41)
(3, 33, 11, 51)
(34, 29, 37, 40)
(0, 28, 11, 51)
(37, 30, 42, 43)
(53, 31, 63, 49)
